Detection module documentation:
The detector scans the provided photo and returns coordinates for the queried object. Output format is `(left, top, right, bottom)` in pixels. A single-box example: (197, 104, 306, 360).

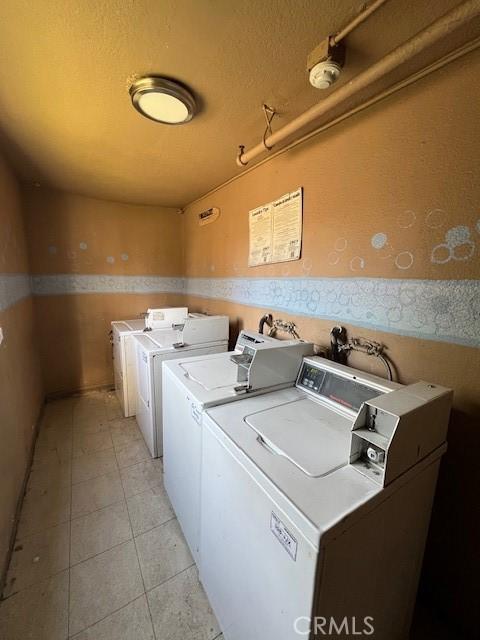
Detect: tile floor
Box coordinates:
(0, 389, 456, 640)
(0, 390, 222, 640)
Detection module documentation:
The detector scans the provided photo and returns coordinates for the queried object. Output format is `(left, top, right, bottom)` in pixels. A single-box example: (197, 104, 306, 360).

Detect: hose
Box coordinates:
(258, 313, 273, 335)
(378, 354, 394, 381)
(330, 326, 348, 364)
(330, 326, 395, 381)
(269, 320, 301, 340)
(258, 314, 301, 340)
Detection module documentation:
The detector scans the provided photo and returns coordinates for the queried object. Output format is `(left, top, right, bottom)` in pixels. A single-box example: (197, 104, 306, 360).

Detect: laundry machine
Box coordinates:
(134, 314, 229, 458)
(200, 356, 452, 640)
(111, 307, 188, 417)
(162, 330, 314, 562)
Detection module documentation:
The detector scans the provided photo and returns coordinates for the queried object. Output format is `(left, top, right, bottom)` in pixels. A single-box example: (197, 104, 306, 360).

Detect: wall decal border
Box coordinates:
(185, 276, 480, 348)
(29, 274, 480, 347)
(0, 273, 32, 312)
(31, 274, 185, 296)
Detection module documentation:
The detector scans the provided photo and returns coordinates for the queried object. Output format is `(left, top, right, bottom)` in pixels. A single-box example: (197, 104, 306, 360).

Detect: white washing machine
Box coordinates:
(200, 357, 452, 640)
(111, 307, 188, 417)
(134, 314, 229, 458)
(162, 330, 314, 562)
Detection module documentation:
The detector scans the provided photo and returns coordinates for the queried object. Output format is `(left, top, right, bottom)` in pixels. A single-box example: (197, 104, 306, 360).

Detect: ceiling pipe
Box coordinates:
(237, 0, 480, 167)
(190, 36, 479, 208)
(331, 0, 390, 46)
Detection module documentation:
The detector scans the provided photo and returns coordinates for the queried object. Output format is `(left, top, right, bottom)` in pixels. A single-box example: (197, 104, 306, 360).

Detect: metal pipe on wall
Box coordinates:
(331, 0, 390, 46)
(237, 0, 480, 167)
(188, 35, 478, 208)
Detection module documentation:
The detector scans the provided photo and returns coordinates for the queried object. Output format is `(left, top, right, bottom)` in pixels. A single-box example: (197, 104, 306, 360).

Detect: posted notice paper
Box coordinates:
(248, 188, 303, 266)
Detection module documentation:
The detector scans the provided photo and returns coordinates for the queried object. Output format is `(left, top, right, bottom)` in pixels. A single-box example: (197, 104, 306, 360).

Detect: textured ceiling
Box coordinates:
(0, 0, 477, 206)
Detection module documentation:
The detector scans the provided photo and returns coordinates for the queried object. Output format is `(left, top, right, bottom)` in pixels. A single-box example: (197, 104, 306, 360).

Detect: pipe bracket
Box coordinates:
(236, 145, 248, 166)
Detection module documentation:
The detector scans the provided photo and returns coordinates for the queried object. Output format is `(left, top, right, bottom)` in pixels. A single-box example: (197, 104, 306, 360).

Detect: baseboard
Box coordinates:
(46, 382, 114, 401)
(0, 400, 45, 597)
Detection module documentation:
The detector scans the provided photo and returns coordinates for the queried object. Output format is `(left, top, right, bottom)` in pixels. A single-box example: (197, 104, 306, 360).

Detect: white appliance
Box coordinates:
(145, 307, 188, 330)
(200, 357, 452, 640)
(162, 330, 314, 562)
(134, 314, 229, 458)
(111, 307, 188, 417)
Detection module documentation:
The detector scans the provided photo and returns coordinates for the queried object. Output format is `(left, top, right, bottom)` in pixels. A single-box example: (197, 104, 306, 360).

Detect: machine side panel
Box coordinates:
(123, 333, 138, 417)
(314, 460, 441, 640)
(162, 367, 203, 562)
(135, 342, 155, 456)
(112, 326, 124, 412)
(153, 343, 227, 457)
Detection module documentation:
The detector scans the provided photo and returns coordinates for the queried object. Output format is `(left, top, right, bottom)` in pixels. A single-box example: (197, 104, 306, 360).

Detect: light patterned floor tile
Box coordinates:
(41, 398, 74, 429)
(69, 540, 144, 636)
(72, 470, 124, 518)
(135, 518, 193, 591)
(0, 390, 227, 640)
(73, 419, 110, 436)
(104, 391, 124, 421)
(0, 570, 69, 640)
(17, 483, 71, 538)
(34, 441, 73, 465)
(73, 398, 108, 429)
(120, 458, 163, 498)
(37, 423, 73, 446)
(2, 521, 70, 598)
(26, 458, 72, 492)
(71, 595, 154, 640)
(35, 436, 73, 464)
(71, 502, 132, 565)
(116, 439, 151, 469)
(126, 485, 174, 536)
(147, 566, 220, 640)
(72, 449, 117, 484)
(73, 429, 113, 458)
(73, 411, 107, 429)
(109, 418, 142, 451)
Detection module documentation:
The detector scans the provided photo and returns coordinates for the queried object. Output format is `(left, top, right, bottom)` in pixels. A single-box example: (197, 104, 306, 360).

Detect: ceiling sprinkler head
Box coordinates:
(309, 60, 342, 89)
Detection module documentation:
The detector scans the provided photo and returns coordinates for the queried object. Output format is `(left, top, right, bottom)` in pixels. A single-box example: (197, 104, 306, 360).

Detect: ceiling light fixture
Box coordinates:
(129, 77, 196, 125)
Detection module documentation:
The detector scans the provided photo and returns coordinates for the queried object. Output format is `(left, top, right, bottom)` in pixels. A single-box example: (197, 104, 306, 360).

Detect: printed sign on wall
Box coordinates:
(248, 188, 303, 266)
(198, 207, 220, 226)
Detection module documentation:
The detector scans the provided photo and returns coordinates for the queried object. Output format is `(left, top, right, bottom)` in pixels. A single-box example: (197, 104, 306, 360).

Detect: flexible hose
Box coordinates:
(378, 354, 393, 381)
(258, 313, 273, 335)
(331, 327, 395, 380)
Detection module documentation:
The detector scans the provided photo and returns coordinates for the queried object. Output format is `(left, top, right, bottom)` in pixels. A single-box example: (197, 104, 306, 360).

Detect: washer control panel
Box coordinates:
(297, 361, 382, 412)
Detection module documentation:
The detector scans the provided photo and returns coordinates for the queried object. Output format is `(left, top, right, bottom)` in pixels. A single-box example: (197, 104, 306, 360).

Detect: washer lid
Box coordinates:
(180, 357, 238, 390)
(245, 397, 352, 477)
(123, 319, 145, 331)
(133, 330, 178, 354)
(146, 328, 179, 348)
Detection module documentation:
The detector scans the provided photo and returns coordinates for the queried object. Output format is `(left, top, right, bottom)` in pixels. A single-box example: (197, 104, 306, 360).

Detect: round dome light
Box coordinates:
(130, 77, 196, 124)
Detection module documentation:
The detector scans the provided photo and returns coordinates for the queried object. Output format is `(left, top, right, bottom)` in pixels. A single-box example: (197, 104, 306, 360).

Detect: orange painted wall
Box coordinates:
(182, 51, 480, 635)
(24, 187, 183, 276)
(20, 48, 479, 633)
(183, 50, 479, 282)
(0, 156, 43, 577)
(33, 292, 184, 394)
(24, 188, 184, 395)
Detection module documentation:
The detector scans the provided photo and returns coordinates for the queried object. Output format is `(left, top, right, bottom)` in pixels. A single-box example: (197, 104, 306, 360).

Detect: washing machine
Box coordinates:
(134, 314, 229, 458)
(200, 356, 452, 640)
(162, 330, 314, 562)
(111, 307, 188, 417)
